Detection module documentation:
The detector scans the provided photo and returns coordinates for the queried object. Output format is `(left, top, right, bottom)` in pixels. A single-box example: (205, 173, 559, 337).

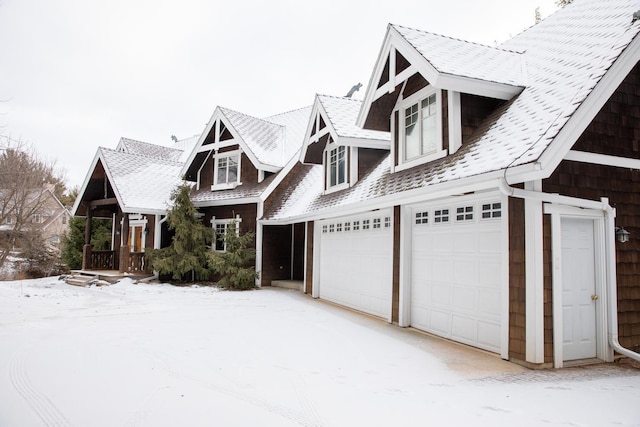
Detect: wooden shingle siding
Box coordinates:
(543, 215, 553, 363)
(201, 204, 257, 243)
(261, 225, 292, 286)
(543, 63, 640, 351)
(460, 94, 504, 144)
(357, 148, 387, 181)
(509, 197, 526, 361)
(200, 153, 214, 187)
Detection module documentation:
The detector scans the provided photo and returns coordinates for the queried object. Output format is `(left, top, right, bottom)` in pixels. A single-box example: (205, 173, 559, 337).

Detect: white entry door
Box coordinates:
(561, 218, 597, 361)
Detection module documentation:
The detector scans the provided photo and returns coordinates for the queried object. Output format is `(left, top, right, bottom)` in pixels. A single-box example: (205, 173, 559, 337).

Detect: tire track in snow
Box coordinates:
(127, 349, 322, 426)
(9, 355, 71, 426)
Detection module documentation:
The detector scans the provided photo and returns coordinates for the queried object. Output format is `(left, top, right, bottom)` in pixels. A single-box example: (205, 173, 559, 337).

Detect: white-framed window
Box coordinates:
(434, 209, 449, 224)
(456, 206, 474, 222)
(211, 217, 241, 252)
(336, 223, 342, 232)
(415, 211, 428, 225)
(33, 214, 42, 224)
(353, 220, 360, 231)
(373, 218, 381, 229)
(322, 225, 328, 233)
(344, 221, 351, 232)
(482, 202, 502, 219)
(395, 87, 446, 172)
(213, 151, 241, 189)
(329, 224, 335, 233)
(384, 216, 391, 228)
(363, 219, 370, 230)
(329, 146, 346, 187)
(5, 216, 12, 225)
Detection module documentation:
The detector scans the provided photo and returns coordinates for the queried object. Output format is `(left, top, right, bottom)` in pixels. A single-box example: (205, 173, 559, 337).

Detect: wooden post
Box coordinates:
(119, 213, 130, 273)
(82, 244, 92, 270)
(84, 208, 93, 246)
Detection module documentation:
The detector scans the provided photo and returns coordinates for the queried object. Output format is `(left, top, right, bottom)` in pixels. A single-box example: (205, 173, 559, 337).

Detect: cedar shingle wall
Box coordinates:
(543, 62, 640, 351)
(460, 94, 504, 143)
(509, 197, 526, 361)
(543, 216, 553, 363)
(261, 225, 292, 286)
(201, 204, 257, 244)
(358, 148, 387, 181)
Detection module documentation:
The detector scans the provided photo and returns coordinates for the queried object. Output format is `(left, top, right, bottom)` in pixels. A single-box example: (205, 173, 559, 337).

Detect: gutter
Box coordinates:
(498, 178, 640, 363)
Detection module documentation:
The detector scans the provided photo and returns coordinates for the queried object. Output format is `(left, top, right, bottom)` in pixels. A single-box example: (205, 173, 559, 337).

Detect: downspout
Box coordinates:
(499, 178, 640, 362)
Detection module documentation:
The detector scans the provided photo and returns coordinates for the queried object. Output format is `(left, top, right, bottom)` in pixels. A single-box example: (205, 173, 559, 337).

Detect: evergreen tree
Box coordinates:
(208, 222, 258, 290)
(61, 217, 112, 269)
(146, 183, 212, 281)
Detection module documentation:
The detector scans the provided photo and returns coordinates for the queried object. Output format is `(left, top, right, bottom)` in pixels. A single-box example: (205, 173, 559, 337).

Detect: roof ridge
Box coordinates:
(391, 23, 525, 54)
(219, 106, 285, 129)
(100, 146, 185, 165)
(263, 105, 313, 121)
(317, 93, 362, 103)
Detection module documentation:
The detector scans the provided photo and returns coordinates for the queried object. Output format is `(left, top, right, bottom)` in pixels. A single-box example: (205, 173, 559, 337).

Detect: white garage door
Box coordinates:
(410, 199, 503, 353)
(318, 210, 393, 319)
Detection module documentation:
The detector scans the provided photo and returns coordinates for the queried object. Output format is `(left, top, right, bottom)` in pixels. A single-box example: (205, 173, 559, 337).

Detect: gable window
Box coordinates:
(216, 154, 238, 185)
(404, 93, 437, 161)
(329, 146, 346, 187)
(395, 88, 445, 172)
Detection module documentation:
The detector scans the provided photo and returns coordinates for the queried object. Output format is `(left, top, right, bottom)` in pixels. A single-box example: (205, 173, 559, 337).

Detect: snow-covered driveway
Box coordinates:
(0, 278, 638, 426)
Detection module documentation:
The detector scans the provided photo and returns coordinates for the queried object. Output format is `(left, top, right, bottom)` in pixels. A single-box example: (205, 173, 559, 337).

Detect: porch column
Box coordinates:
(82, 208, 93, 270)
(119, 213, 130, 273)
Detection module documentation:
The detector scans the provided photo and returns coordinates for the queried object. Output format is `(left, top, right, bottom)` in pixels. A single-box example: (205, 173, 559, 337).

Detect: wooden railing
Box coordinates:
(90, 250, 116, 270)
(127, 252, 147, 273)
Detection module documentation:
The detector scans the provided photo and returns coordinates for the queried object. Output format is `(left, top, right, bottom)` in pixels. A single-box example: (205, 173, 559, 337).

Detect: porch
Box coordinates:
(81, 246, 149, 275)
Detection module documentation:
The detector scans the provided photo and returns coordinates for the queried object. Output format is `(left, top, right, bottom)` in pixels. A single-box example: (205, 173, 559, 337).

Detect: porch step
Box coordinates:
(64, 274, 99, 287)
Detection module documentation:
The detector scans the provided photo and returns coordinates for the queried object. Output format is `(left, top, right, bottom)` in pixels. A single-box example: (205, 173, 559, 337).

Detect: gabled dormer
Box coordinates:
(182, 106, 311, 192)
(301, 94, 390, 195)
(357, 24, 526, 173)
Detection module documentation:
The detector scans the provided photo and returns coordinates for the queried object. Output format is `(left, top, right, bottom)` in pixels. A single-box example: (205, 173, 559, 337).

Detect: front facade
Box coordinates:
(71, 0, 640, 369)
(261, 0, 640, 368)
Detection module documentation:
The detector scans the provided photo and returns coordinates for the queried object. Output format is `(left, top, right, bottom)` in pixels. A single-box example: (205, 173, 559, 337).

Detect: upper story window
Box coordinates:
(405, 94, 437, 161)
(212, 151, 241, 190)
(395, 88, 446, 172)
(324, 143, 350, 194)
(329, 146, 346, 187)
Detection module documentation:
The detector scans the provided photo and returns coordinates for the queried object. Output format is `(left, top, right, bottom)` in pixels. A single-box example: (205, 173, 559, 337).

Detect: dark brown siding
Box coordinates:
(201, 204, 258, 245)
(394, 111, 399, 167)
(144, 215, 156, 250)
(292, 222, 305, 281)
(241, 153, 258, 185)
(543, 62, 640, 351)
(509, 197, 526, 361)
(402, 73, 429, 99)
(543, 216, 553, 363)
(358, 148, 387, 181)
(441, 90, 449, 152)
(200, 153, 214, 188)
(461, 94, 504, 143)
(305, 221, 314, 294)
(392, 206, 401, 323)
(263, 161, 308, 216)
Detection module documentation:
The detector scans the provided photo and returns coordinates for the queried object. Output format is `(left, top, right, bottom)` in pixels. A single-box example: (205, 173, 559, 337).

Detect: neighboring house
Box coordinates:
(72, 137, 198, 273)
(1, 184, 71, 250)
(180, 105, 311, 285)
(261, 0, 640, 368)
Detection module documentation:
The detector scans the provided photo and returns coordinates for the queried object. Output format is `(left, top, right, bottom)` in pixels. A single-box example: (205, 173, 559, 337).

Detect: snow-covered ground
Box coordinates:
(0, 277, 638, 426)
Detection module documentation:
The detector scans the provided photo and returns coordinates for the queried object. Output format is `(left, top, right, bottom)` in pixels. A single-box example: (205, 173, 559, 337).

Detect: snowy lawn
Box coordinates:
(0, 277, 639, 426)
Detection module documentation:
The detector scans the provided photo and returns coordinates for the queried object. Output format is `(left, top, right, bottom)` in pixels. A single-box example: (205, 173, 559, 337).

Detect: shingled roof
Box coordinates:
(264, 0, 640, 222)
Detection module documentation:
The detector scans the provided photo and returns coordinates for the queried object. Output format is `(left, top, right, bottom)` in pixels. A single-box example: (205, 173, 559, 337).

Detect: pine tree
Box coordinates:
(61, 216, 112, 270)
(208, 222, 258, 290)
(146, 183, 212, 281)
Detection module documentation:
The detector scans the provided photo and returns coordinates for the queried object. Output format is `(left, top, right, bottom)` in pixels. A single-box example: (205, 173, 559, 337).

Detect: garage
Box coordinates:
(410, 197, 505, 353)
(318, 210, 393, 319)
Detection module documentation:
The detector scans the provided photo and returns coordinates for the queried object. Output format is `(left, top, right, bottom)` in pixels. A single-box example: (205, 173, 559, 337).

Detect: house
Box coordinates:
(261, 0, 640, 368)
(180, 105, 311, 285)
(72, 136, 197, 273)
(1, 184, 71, 250)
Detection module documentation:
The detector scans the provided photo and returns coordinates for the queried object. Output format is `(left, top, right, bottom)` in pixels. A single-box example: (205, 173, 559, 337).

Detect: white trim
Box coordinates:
(324, 143, 349, 194)
(448, 91, 462, 154)
(499, 192, 510, 360)
(525, 180, 544, 364)
(212, 149, 242, 190)
(312, 221, 321, 298)
(394, 87, 445, 171)
(565, 150, 640, 170)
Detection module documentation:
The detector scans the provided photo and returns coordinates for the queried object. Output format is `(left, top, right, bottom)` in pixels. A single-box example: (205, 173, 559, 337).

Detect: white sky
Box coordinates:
(0, 0, 559, 189)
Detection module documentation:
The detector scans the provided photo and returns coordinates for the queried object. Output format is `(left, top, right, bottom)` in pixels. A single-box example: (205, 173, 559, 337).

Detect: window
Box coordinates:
(363, 219, 370, 230)
(327, 146, 347, 188)
(482, 202, 502, 219)
(50, 235, 60, 244)
(456, 206, 473, 221)
(415, 211, 428, 225)
(33, 214, 42, 224)
(373, 218, 381, 229)
(384, 217, 391, 228)
(329, 224, 335, 233)
(62, 216, 67, 224)
(353, 220, 360, 231)
(344, 222, 351, 232)
(215, 153, 239, 185)
(336, 223, 342, 232)
(212, 219, 240, 252)
(322, 225, 328, 233)
(5, 216, 12, 225)
(404, 93, 437, 161)
(434, 209, 449, 224)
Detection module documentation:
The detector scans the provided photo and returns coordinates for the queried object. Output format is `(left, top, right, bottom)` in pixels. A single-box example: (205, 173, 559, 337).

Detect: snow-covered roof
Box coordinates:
(265, 0, 640, 221)
(115, 137, 184, 162)
(319, 94, 390, 142)
(392, 25, 526, 87)
(95, 147, 184, 214)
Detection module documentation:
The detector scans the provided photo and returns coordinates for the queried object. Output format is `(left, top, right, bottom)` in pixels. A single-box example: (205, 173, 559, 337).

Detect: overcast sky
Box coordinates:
(0, 0, 560, 190)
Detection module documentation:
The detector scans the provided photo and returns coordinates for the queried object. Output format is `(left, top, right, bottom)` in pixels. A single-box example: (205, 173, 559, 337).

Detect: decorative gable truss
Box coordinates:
(182, 107, 290, 191)
(357, 24, 526, 172)
(301, 95, 389, 194)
